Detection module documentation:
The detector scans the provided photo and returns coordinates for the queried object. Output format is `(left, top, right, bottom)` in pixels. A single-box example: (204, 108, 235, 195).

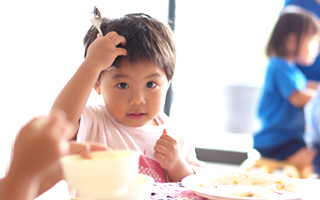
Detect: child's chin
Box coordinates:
(124, 120, 147, 128)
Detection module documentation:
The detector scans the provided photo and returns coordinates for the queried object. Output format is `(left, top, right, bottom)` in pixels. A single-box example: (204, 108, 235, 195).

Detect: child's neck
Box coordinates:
(147, 118, 159, 126)
(283, 55, 295, 63)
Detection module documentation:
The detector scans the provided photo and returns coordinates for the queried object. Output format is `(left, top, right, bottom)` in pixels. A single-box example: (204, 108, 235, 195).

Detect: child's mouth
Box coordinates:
(127, 113, 146, 120)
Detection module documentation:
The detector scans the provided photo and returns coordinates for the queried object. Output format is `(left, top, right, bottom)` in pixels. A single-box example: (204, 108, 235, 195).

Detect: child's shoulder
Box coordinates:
(269, 56, 290, 66)
(268, 57, 295, 72)
(83, 105, 110, 120)
(85, 104, 107, 112)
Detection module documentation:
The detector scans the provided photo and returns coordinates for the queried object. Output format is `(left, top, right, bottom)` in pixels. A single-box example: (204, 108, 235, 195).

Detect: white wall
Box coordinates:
(171, 0, 284, 149)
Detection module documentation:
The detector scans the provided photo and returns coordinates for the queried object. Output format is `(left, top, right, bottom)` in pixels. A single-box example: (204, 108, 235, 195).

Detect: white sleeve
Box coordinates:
(180, 135, 206, 174)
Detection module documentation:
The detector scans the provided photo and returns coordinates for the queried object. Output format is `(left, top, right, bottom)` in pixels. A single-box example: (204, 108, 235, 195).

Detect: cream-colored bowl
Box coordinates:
(120, 174, 155, 200)
(70, 174, 154, 200)
(60, 150, 140, 199)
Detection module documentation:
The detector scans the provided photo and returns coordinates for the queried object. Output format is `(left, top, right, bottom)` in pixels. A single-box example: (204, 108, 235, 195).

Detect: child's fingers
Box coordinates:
(104, 31, 126, 45)
(110, 36, 127, 53)
(153, 152, 166, 162)
(104, 31, 119, 38)
(159, 133, 176, 143)
(154, 142, 167, 152)
(163, 129, 167, 134)
(115, 48, 128, 57)
(155, 138, 171, 148)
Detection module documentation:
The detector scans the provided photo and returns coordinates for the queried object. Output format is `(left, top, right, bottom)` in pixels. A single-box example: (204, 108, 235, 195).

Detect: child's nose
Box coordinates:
(129, 91, 146, 106)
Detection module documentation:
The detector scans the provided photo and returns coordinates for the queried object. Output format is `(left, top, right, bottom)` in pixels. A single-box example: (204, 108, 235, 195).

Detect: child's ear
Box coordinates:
(93, 81, 102, 95)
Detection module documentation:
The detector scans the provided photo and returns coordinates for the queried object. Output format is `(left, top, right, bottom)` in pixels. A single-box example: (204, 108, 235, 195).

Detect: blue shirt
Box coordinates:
(283, 0, 320, 81)
(304, 86, 320, 150)
(284, 0, 320, 18)
(254, 57, 307, 150)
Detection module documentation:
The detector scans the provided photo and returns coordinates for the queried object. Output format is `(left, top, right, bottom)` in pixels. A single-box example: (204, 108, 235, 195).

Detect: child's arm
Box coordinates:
(154, 130, 194, 182)
(307, 80, 320, 90)
(50, 32, 127, 138)
(289, 88, 317, 107)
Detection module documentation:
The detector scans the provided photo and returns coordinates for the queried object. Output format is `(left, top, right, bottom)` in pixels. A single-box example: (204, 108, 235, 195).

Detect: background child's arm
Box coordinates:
(50, 32, 127, 138)
(307, 80, 320, 89)
(289, 88, 317, 107)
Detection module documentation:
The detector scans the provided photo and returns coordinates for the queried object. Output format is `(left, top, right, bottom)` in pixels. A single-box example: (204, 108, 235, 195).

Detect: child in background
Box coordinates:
(282, 0, 320, 85)
(0, 110, 108, 200)
(253, 12, 319, 176)
(50, 13, 205, 184)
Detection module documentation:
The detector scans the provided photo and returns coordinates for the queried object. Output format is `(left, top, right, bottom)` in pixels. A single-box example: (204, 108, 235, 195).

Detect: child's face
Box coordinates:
(94, 59, 170, 127)
(296, 33, 319, 66)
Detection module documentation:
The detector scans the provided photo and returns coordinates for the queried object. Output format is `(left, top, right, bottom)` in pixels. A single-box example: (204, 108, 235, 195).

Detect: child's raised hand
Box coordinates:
(85, 31, 127, 72)
(153, 129, 184, 172)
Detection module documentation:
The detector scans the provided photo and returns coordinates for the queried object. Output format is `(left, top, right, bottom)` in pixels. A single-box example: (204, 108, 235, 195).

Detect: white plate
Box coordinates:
(181, 172, 302, 200)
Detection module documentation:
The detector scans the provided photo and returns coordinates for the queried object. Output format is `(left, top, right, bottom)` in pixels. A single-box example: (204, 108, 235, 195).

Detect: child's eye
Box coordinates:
(146, 81, 157, 88)
(117, 83, 129, 89)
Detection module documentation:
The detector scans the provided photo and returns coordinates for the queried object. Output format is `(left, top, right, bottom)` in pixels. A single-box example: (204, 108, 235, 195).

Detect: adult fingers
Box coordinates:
(46, 110, 74, 140)
(69, 142, 91, 158)
(69, 142, 109, 159)
(87, 142, 110, 151)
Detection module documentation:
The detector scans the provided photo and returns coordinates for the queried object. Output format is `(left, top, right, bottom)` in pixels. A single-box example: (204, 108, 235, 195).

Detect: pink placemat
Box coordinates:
(151, 182, 206, 200)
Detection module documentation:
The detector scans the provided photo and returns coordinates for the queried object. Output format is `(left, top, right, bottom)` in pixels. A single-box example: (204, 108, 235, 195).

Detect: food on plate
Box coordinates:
(197, 174, 297, 198)
(182, 172, 301, 199)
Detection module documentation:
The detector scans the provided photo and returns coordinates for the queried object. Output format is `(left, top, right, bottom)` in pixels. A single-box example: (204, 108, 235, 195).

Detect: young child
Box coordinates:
(0, 110, 108, 200)
(253, 12, 319, 176)
(50, 13, 205, 184)
(283, 0, 320, 85)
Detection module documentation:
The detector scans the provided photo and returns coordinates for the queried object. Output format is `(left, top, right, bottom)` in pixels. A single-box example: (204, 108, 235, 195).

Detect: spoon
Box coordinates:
(90, 6, 103, 36)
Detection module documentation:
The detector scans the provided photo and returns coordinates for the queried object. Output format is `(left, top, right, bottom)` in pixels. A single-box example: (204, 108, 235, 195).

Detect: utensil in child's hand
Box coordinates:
(90, 6, 103, 36)
(106, 66, 119, 71)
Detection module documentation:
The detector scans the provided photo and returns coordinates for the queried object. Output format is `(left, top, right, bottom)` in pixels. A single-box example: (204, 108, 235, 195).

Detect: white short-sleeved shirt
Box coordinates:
(76, 105, 205, 182)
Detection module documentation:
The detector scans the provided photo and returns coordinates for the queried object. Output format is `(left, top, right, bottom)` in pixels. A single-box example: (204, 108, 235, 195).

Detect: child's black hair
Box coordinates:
(84, 13, 176, 81)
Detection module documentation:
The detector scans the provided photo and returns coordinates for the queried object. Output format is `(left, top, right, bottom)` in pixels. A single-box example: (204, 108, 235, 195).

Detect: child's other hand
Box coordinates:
(85, 31, 127, 71)
(153, 129, 184, 172)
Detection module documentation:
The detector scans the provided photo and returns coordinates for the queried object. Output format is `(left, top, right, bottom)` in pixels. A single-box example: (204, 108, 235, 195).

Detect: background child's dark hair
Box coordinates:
(266, 12, 318, 58)
(84, 13, 176, 81)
